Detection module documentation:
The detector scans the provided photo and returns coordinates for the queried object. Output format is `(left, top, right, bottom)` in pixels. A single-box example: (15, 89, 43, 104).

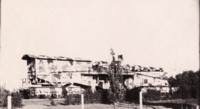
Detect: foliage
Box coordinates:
(19, 89, 30, 99)
(10, 91, 23, 107)
(64, 94, 81, 105)
(62, 86, 68, 98)
(64, 88, 104, 105)
(0, 88, 23, 108)
(99, 89, 112, 104)
(50, 98, 56, 106)
(125, 88, 140, 102)
(64, 94, 70, 105)
(84, 89, 102, 104)
(168, 70, 199, 99)
(107, 50, 126, 103)
(0, 87, 9, 107)
(143, 89, 161, 101)
(38, 94, 47, 99)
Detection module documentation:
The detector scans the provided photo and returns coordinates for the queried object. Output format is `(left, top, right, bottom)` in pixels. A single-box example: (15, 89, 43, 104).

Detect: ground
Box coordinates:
(0, 99, 169, 109)
(20, 99, 155, 109)
(0, 99, 198, 109)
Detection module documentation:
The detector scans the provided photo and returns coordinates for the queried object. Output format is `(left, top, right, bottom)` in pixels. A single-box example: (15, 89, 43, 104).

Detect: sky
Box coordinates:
(0, 0, 199, 90)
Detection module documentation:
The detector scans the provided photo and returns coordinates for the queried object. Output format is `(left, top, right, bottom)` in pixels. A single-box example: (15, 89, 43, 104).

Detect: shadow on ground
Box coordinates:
(144, 102, 195, 109)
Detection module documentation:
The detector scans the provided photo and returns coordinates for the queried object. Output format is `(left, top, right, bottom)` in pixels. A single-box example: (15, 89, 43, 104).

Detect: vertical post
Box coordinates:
(81, 93, 84, 109)
(7, 95, 11, 109)
(139, 90, 143, 109)
(196, 105, 199, 109)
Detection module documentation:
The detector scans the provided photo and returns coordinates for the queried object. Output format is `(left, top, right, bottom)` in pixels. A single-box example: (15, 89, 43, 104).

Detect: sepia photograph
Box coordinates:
(0, 0, 199, 109)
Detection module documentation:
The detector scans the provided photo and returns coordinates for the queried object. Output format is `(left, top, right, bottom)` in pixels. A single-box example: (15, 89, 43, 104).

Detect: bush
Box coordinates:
(64, 88, 105, 105)
(50, 94, 57, 99)
(64, 95, 70, 105)
(11, 92, 23, 107)
(102, 89, 113, 104)
(125, 88, 140, 103)
(84, 89, 102, 104)
(0, 87, 9, 107)
(64, 94, 81, 105)
(50, 99, 56, 106)
(1, 90, 23, 108)
(92, 90, 102, 103)
(19, 89, 30, 99)
(38, 94, 46, 99)
(143, 89, 161, 101)
(84, 89, 93, 104)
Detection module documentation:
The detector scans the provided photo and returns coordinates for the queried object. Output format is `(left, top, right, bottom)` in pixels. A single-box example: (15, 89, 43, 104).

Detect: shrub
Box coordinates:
(11, 91, 23, 107)
(143, 89, 161, 101)
(92, 90, 102, 103)
(1, 90, 23, 108)
(50, 94, 57, 99)
(64, 88, 104, 105)
(0, 87, 9, 107)
(19, 89, 30, 99)
(38, 94, 46, 99)
(50, 99, 56, 106)
(84, 89, 93, 104)
(64, 94, 81, 105)
(64, 95, 70, 105)
(84, 89, 102, 104)
(102, 89, 112, 104)
(125, 88, 140, 103)
(87, 88, 112, 104)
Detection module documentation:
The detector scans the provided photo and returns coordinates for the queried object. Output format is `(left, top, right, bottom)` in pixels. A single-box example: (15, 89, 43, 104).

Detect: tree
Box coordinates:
(107, 49, 126, 105)
(168, 70, 199, 101)
(168, 76, 176, 96)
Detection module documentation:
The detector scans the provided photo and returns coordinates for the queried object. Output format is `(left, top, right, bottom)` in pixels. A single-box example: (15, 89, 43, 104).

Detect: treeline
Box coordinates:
(168, 70, 200, 99)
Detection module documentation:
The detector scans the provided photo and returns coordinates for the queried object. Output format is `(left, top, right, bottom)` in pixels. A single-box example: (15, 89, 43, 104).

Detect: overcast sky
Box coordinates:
(0, 0, 199, 90)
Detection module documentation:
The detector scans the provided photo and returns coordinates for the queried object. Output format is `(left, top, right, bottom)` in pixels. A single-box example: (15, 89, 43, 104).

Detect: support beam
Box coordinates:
(81, 93, 84, 109)
(196, 105, 199, 109)
(139, 91, 143, 109)
(7, 95, 11, 109)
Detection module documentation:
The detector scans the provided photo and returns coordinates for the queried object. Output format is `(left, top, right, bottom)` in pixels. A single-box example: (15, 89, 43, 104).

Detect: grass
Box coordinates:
(144, 99, 199, 109)
(145, 99, 198, 105)
(2, 98, 198, 109)
(20, 99, 154, 109)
